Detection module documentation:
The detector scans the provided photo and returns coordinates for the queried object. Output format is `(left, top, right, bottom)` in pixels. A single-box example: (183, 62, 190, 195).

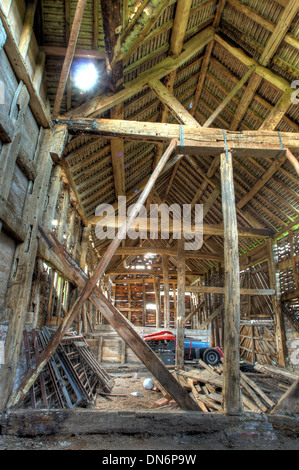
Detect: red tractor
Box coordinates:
(143, 330, 223, 366)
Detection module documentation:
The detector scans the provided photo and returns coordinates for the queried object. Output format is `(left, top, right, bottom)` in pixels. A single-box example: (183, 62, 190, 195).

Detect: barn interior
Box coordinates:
(0, 0, 298, 447)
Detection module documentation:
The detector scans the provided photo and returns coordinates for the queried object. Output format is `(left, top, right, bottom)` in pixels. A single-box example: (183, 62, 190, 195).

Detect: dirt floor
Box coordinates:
(0, 363, 298, 451)
(95, 367, 177, 410)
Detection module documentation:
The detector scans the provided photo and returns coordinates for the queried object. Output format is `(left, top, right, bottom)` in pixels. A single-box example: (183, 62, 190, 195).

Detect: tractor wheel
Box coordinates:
(203, 348, 221, 366)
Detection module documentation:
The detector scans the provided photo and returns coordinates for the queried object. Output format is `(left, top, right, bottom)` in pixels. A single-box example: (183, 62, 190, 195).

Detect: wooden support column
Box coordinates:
(162, 254, 170, 328)
(80, 224, 91, 271)
(176, 237, 185, 369)
(220, 151, 243, 415)
(43, 165, 62, 229)
(153, 276, 161, 328)
(142, 279, 146, 326)
(267, 238, 287, 367)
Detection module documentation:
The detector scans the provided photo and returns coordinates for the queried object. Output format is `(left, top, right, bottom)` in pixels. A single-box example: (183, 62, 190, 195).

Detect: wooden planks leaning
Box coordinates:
(154, 361, 277, 414)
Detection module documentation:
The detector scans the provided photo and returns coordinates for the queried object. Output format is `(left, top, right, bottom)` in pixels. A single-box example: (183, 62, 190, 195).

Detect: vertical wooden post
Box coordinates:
(128, 284, 132, 322)
(220, 151, 243, 415)
(176, 237, 185, 369)
(80, 225, 91, 271)
(153, 276, 161, 328)
(43, 164, 62, 229)
(267, 238, 287, 367)
(162, 254, 170, 328)
(172, 282, 177, 323)
(142, 279, 146, 326)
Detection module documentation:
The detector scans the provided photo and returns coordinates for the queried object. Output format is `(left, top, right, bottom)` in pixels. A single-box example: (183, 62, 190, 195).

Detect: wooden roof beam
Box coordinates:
(190, 0, 226, 115)
(90, 216, 273, 238)
(55, 118, 299, 156)
(41, 46, 106, 60)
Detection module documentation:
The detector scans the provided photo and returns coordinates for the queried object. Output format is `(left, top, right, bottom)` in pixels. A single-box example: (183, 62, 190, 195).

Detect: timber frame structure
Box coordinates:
(0, 0, 298, 418)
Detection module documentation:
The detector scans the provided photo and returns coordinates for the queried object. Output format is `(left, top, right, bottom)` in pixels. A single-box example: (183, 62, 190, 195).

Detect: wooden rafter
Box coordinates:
(100, 0, 125, 199)
(227, 0, 298, 131)
(190, 0, 226, 115)
(227, 0, 299, 51)
(66, 26, 215, 118)
(191, 40, 214, 116)
(236, 154, 287, 210)
(154, 0, 193, 188)
(149, 78, 201, 127)
(229, 73, 262, 131)
(259, 88, 294, 131)
(259, 0, 299, 66)
(214, 34, 291, 92)
(18, 0, 38, 57)
(52, 0, 88, 118)
(203, 65, 256, 127)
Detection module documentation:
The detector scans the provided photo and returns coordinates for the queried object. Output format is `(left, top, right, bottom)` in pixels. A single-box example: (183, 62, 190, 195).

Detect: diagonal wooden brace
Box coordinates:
(7, 138, 200, 411)
(8, 225, 200, 411)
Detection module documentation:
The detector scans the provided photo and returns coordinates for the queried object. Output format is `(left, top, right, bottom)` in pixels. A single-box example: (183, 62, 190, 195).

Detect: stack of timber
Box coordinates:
(21, 327, 114, 409)
(155, 360, 277, 414)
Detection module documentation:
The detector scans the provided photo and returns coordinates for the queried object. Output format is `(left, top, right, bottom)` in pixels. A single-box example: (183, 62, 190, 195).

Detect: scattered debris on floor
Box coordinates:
(152, 360, 299, 415)
(21, 327, 114, 409)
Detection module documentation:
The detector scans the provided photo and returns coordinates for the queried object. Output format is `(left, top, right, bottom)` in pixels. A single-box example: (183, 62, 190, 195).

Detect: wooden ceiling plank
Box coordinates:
(52, 0, 88, 118)
(236, 155, 287, 210)
(191, 40, 214, 116)
(203, 64, 256, 127)
(121, 0, 170, 64)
